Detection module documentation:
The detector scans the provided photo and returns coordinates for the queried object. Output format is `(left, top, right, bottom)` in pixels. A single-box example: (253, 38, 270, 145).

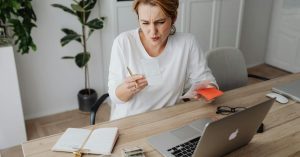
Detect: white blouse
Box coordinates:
(108, 29, 217, 120)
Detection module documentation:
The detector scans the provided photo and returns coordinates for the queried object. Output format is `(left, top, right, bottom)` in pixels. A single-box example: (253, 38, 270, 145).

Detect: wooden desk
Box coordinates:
(22, 73, 300, 157)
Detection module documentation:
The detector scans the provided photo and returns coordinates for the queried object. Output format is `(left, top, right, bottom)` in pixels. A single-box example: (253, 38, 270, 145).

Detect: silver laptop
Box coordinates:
(148, 99, 274, 157)
(272, 79, 300, 102)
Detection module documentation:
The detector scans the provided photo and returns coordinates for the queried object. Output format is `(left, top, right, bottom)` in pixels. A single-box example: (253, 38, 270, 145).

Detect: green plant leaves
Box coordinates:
(75, 52, 90, 68)
(51, 4, 76, 16)
(71, 4, 85, 12)
(62, 53, 90, 68)
(88, 29, 94, 38)
(9, 18, 36, 53)
(51, 0, 104, 89)
(62, 56, 75, 59)
(60, 28, 81, 46)
(0, 0, 37, 54)
(84, 0, 97, 11)
(76, 0, 97, 24)
(86, 18, 103, 29)
(19, 1, 37, 21)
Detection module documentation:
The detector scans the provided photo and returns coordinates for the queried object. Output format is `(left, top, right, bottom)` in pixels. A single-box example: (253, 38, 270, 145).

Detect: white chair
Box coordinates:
(207, 47, 268, 91)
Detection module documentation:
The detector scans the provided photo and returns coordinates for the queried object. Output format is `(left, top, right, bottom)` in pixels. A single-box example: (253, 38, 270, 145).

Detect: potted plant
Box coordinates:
(52, 0, 105, 112)
(0, 0, 37, 53)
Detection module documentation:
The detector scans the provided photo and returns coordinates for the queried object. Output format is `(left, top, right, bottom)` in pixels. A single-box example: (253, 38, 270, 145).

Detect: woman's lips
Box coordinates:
(151, 37, 159, 41)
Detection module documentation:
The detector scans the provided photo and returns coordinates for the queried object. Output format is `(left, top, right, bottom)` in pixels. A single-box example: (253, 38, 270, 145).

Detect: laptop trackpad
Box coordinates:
(171, 126, 200, 141)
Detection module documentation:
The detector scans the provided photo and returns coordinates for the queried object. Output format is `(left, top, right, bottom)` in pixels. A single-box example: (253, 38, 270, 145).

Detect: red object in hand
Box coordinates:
(197, 87, 224, 101)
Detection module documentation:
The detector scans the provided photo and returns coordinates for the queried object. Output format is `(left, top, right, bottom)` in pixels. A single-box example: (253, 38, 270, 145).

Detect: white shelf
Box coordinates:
(0, 46, 27, 149)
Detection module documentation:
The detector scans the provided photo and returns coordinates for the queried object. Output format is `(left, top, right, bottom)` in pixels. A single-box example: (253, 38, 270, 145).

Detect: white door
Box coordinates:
(184, 0, 244, 52)
(113, 0, 185, 35)
(266, 0, 300, 73)
(113, 0, 244, 53)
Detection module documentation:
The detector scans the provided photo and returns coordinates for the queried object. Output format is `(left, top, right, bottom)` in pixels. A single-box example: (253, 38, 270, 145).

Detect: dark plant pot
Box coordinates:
(77, 88, 98, 112)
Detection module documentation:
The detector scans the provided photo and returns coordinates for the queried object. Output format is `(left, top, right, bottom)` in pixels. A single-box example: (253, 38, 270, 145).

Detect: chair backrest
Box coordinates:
(90, 93, 109, 125)
(206, 47, 248, 91)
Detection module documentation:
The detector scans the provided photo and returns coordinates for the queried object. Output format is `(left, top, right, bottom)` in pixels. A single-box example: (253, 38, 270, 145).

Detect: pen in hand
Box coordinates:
(127, 66, 138, 88)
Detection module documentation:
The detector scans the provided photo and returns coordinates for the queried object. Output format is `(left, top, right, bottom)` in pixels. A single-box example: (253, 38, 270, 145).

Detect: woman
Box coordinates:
(108, 0, 217, 120)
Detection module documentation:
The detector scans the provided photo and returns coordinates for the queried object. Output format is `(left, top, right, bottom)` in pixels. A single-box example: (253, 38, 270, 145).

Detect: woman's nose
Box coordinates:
(149, 24, 157, 35)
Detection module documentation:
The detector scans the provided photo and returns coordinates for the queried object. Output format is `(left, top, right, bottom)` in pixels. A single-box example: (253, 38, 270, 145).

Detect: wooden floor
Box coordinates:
(25, 102, 111, 140)
(0, 64, 290, 157)
(247, 64, 291, 84)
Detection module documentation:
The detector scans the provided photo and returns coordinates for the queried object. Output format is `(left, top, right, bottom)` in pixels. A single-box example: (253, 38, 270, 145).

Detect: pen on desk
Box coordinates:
(127, 66, 138, 88)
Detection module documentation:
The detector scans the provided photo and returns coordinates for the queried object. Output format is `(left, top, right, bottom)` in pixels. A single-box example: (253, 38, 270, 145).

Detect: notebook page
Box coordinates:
(51, 128, 91, 152)
(84, 127, 118, 155)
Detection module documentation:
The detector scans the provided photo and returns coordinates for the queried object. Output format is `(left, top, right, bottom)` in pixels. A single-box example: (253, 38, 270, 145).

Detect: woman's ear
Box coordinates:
(172, 16, 177, 25)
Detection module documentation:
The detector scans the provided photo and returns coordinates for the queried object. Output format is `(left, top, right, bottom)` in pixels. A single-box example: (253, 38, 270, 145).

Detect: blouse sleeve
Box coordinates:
(108, 38, 126, 104)
(186, 36, 218, 88)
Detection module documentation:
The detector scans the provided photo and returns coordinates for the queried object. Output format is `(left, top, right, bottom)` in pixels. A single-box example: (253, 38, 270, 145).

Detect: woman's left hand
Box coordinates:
(192, 81, 217, 102)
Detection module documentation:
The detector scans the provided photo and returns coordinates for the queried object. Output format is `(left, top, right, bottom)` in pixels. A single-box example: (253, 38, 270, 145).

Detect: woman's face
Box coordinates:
(137, 3, 173, 47)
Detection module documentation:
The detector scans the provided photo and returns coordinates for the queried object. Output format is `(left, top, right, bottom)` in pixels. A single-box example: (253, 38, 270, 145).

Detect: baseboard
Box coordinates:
(246, 62, 265, 68)
(24, 104, 78, 120)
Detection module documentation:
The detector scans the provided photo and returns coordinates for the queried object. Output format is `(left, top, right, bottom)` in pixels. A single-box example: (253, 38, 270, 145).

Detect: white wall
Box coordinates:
(14, 0, 106, 119)
(239, 0, 274, 67)
(99, 0, 116, 92)
(265, 0, 300, 73)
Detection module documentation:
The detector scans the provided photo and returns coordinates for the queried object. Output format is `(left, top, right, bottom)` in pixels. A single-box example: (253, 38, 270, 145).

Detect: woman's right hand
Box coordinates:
(116, 74, 148, 102)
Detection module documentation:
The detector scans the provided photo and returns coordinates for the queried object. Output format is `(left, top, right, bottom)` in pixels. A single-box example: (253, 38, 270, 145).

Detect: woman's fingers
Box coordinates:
(136, 77, 147, 83)
(126, 75, 147, 86)
(193, 94, 201, 100)
(123, 74, 148, 95)
(125, 75, 143, 82)
(193, 94, 215, 103)
(137, 79, 148, 86)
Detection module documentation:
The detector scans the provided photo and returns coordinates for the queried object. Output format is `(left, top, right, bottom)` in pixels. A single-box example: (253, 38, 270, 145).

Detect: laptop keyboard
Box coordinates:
(167, 136, 201, 157)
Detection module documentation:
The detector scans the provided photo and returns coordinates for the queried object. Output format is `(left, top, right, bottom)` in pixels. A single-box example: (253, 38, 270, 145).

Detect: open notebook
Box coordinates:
(51, 127, 118, 155)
